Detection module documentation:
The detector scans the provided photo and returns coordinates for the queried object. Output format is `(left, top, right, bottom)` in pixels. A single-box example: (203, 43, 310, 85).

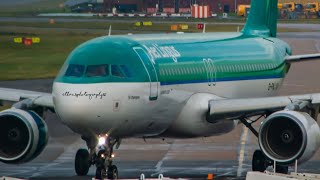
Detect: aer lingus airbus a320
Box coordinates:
(1, 0, 320, 179)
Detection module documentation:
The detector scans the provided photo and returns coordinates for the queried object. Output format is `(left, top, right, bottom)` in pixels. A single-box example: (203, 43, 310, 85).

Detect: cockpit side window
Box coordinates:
(65, 64, 85, 77)
(86, 64, 109, 77)
(120, 65, 133, 78)
(111, 65, 125, 77)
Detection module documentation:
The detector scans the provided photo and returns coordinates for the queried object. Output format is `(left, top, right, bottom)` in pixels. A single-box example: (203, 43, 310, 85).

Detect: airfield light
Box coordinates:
(207, 173, 215, 180)
(197, 23, 204, 30)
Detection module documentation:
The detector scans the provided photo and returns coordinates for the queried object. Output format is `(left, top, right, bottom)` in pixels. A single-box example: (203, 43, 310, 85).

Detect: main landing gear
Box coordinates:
(239, 117, 288, 174)
(75, 134, 119, 179)
(252, 150, 288, 174)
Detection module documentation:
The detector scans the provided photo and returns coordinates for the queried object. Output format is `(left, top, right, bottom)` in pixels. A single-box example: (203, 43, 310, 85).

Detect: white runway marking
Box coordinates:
(283, 83, 304, 87)
(152, 142, 174, 176)
(315, 40, 320, 53)
(29, 138, 84, 178)
(237, 125, 249, 177)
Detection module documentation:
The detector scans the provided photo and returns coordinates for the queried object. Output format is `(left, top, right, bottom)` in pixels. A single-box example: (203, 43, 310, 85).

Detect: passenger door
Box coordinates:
(133, 47, 159, 101)
(203, 58, 216, 86)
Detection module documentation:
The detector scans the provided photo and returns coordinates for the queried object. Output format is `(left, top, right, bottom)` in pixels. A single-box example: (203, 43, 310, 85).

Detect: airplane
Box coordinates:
(1, 0, 320, 179)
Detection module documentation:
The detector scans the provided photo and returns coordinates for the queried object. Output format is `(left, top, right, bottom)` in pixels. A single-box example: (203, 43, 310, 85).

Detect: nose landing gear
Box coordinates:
(95, 135, 119, 179)
(75, 135, 119, 179)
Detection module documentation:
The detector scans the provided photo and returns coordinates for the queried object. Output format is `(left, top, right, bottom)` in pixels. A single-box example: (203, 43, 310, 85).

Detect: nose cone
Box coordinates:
(52, 36, 153, 136)
(52, 82, 110, 128)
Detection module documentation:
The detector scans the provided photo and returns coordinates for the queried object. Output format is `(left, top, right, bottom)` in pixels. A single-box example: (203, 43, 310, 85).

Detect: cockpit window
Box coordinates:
(120, 65, 133, 77)
(86, 64, 109, 77)
(65, 64, 85, 77)
(111, 65, 125, 77)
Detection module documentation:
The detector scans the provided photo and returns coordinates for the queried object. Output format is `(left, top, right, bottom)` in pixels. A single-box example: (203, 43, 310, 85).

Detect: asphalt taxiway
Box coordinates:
(0, 31, 320, 180)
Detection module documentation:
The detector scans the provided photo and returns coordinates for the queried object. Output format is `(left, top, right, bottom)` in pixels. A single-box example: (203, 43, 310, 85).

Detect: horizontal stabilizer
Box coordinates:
(285, 53, 320, 63)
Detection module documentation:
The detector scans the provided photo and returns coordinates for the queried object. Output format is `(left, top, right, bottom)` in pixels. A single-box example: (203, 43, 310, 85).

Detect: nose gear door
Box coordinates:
(133, 47, 159, 101)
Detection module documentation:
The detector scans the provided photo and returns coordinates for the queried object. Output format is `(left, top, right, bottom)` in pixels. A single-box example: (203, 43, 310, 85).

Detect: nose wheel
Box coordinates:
(107, 165, 118, 179)
(75, 149, 90, 176)
(94, 135, 119, 179)
(95, 167, 107, 179)
(95, 165, 118, 179)
(75, 135, 120, 179)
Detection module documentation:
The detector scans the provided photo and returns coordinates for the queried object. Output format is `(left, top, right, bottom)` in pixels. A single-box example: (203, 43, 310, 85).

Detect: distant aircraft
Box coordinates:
(1, 0, 320, 179)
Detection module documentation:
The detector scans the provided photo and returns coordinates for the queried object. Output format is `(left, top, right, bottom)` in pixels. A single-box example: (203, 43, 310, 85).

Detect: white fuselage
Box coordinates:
(52, 77, 283, 138)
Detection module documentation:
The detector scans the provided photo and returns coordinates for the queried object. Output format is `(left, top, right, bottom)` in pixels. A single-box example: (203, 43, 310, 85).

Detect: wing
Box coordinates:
(0, 87, 53, 108)
(208, 93, 320, 122)
(285, 53, 320, 63)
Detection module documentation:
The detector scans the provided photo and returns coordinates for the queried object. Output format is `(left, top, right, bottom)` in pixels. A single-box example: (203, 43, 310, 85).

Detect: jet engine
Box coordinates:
(0, 108, 48, 164)
(259, 110, 320, 164)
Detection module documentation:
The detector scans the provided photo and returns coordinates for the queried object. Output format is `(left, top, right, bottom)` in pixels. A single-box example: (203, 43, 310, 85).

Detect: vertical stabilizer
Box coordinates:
(242, 0, 278, 37)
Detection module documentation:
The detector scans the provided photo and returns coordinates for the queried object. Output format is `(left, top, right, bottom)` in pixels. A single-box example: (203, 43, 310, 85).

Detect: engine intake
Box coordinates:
(0, 109, 48, 164)
(259, 110, 320, 164)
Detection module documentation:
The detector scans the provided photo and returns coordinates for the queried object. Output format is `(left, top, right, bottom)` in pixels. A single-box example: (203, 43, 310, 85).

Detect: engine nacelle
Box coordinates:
(259, 110, 320, 164)
(0, 109, 48, 164)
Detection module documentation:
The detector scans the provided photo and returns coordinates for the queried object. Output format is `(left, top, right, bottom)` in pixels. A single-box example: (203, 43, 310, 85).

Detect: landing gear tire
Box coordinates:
(276, 165, 288, 174)
(107, 165, 118, 179)
(252, 150, 267, 172)
(95, 167, 107, 180)
(75, 149, 90, 176)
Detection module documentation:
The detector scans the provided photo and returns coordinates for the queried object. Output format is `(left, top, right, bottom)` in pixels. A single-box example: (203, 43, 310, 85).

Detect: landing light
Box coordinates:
(111, 154, 115, 158)
(98, 137, 106, 145)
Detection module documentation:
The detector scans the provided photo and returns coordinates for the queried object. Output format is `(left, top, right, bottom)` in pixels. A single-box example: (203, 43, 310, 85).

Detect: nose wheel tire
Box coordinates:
(107, 165, 118, 179)
(96, 167, 107, 179)
(252, 150, 267, 172)
(75, 149, 90, 176)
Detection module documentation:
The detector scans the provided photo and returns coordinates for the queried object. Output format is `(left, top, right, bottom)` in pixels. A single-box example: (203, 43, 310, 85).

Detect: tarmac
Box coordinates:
(0, 31, 320, 180)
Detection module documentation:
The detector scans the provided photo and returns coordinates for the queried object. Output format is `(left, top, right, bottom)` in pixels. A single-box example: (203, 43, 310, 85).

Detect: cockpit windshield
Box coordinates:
(86, 64, 109, 77)
(65, 64, 85, 77)
(111, 65, 125, 77)
(64, 64, 133, 79)
(120, 65, 133, 78)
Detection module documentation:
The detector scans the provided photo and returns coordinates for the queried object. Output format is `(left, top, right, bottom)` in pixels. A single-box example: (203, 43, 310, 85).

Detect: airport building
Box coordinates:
(102, 0, 252, 13)
(65, 0, 251, 13)
(65, 0, 320, 14)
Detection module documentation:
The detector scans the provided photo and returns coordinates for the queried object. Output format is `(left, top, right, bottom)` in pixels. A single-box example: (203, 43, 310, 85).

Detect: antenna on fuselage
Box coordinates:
(108, 25, 112, 36)
(202, 23, 206, 33)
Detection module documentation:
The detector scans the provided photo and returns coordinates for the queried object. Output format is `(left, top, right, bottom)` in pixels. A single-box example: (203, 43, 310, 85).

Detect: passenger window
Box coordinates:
(65, 64, 85, 77)
(111, 65, 125, 77)
(86, 64, 109, 77)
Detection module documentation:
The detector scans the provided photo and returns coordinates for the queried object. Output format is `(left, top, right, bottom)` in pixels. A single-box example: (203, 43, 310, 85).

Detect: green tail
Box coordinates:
(242, 0, 279, 37)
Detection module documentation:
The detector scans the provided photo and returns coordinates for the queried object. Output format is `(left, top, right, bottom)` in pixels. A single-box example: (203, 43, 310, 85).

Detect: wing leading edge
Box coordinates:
(208, 93, 320, 121)
(285, 53, 320, 63)
(0, 88, 53, 108)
